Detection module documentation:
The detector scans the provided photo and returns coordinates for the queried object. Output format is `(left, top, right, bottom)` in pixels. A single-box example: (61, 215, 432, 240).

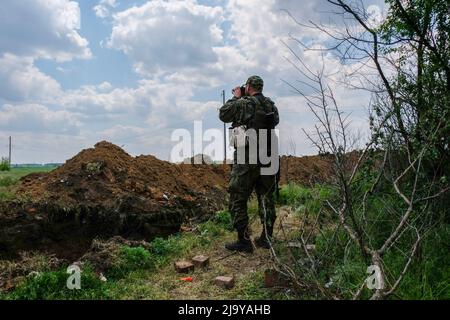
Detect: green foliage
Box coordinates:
(235, 271, 272, 300)
(310, 219, 450, 299)
(150, 236, 185, 265)
(385, 224, 450, 299)
(150, 231, 206, 265)
(0, 158, 10, 171)
(197, 210, 234, 243)
(198, 221, 227, 240)
(275, 178, 450, 300)
(107, 246, 155, 280)
(0, 174, 19, 202)
(279, 183, 336, 216)
(6, 265, 110, 300)
(212, 210, 234, 231)
(0, 176, 16, 187)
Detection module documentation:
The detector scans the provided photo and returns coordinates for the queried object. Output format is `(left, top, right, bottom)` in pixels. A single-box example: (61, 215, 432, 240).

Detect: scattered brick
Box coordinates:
(214, 276, 235, 289)
(174, 261, 194, 273)
(264, 269, 289, 288)
(192, 255, 210, 269)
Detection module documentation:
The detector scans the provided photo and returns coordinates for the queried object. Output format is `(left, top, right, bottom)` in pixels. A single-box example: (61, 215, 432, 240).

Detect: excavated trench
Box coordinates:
(0, 141, 229, 261)
(0, 141, 341, 262)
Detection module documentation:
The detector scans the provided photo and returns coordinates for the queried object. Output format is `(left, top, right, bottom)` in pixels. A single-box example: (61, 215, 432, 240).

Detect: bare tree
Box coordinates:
(272, 0, 449, 299)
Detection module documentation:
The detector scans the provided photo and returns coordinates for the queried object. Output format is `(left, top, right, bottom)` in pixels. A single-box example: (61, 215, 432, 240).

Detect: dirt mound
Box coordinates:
(0, 140, 355, 260)
(0, 141, 229, 258)
(19, 141, 228, 209)
(279, 151, 362, 186)
(279, 154, 335, 186)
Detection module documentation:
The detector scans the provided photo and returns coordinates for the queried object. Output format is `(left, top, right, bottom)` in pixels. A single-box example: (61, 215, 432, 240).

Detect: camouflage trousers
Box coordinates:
(228, 164, 277, 234)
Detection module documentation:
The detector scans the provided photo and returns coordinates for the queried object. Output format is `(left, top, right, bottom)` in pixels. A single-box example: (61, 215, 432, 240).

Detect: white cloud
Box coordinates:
(0, 103, 80, 135)
(107, 0, 224, 75)
(0, 0, 91, 61)
(0, 54, 62, 102)
(0, 0, 377, 163)
(94, 0, 118, 18)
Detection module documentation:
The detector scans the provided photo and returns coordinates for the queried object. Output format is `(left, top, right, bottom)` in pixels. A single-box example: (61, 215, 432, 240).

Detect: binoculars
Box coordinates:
(232, 86, 246, 97)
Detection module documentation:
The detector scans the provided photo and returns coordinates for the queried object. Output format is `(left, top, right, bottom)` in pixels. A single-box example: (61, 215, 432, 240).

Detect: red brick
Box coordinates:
(191, 255, 209, 269)
(264, 269, 289, 288)
(214, 276, 235, 289)
(174, 261, 194, 273)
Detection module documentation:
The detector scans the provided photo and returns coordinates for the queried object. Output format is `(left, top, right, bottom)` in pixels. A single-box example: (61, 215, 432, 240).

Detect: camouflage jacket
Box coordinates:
(219, 93, 279, 129)
(219, 93, 279, 167)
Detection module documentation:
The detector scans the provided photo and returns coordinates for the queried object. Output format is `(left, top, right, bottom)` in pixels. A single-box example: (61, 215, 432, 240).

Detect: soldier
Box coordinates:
(219, 75, 279, 253)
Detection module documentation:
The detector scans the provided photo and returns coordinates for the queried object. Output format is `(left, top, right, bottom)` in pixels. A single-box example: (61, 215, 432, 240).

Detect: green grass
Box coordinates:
(1, 211, 274, 300)
(107, 246, 156, 280)
(2, 265, 110, 300)
(278, 183, 336, 217)
(274, 182, 450, 300)
(0, 166, 55, 181)
(3, 181, 448, 300)
(0, 158, 10, 171)
(310, 223, 450, 300)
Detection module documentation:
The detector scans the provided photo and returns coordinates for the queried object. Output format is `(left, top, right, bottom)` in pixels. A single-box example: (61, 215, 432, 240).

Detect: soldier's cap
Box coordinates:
(246, 75, 264, 91)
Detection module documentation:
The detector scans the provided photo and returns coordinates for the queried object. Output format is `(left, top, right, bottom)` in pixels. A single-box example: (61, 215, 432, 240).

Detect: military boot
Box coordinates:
(255, 224, 274, 249)
(225, 228, 253, 253)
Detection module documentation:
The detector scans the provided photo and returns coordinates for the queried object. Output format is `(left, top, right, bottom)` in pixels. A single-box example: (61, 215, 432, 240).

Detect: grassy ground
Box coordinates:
(1, 166, 291, 300)
(0, 194, 301, 300)
(0, 166, 55, 180)
(2, 178, 448, 299)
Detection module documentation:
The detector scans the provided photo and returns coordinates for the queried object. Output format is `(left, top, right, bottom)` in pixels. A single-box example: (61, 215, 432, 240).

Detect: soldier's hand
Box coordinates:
(232, 86, 242, 98)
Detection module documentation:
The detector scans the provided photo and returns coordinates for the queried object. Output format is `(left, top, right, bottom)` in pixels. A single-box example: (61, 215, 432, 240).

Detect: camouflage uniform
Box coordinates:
(219, 76, 279, 242)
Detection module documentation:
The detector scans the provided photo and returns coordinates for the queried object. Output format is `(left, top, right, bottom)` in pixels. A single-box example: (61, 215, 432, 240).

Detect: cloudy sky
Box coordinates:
(0, 0, 385, 164)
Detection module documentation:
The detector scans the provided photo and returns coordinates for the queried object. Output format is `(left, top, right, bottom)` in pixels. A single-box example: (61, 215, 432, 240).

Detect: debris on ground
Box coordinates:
(174, 260, 195, 274)
(179, 277, 193, 282)
(191, 255, 210, 269)
(0, 251, 65, 292)
(214, 275, 235, 289)
(263, 269, 290, 288)
(77, 236, 152, 274)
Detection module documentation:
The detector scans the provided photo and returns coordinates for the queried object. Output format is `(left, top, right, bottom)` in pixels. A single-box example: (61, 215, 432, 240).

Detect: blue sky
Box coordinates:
(0, 0, 385, 163)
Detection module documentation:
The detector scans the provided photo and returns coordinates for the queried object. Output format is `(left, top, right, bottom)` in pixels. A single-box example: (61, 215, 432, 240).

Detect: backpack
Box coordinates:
(228, 95, 277, 149)
(248, 95, 277, 130)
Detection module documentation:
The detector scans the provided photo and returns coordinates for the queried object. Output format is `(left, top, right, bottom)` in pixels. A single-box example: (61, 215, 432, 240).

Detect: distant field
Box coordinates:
(0, 166, 55, 181)
(0, 167, 56, 200)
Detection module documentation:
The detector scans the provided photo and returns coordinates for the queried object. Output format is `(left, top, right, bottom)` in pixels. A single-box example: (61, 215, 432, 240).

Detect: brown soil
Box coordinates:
(279, 151, 361, 186)
(18, 141, 229, 210)
(0, 140, 351, 261)
(279, 154, 335, 186)
(0, 141, 230, 259)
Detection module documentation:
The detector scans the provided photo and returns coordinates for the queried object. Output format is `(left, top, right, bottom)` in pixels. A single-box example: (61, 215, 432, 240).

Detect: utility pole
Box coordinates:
(8, 136, 11, 166)
(221, 90, 227, 164)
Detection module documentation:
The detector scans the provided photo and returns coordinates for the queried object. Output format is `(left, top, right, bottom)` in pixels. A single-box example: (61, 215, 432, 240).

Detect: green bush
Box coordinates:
(0, 176, 17, 187)
(7, 265, 109, 300)
(279, 183, 336, 216)
(309, 196, 450, 299)
(107, 246, 155, 280)
(0, 158, 10, 171)
(212, 210, 233, 231)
